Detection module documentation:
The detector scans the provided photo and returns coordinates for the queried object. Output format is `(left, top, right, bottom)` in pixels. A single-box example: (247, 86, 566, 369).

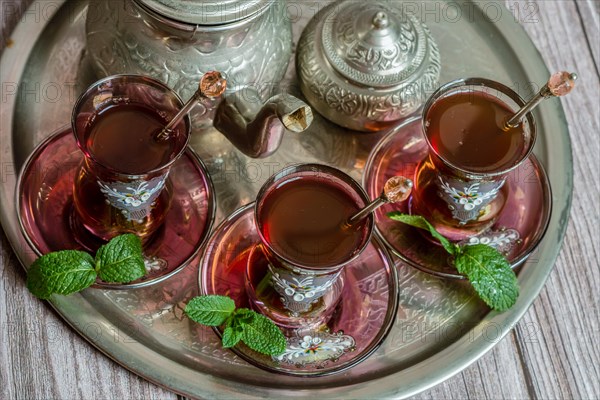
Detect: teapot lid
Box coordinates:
(322, 1, 429, 88)
(137, 0, 272, 25)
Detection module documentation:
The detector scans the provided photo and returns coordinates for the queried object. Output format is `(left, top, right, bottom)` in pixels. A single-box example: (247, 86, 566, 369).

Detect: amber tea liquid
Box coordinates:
(85, 103, 175, 174)
(258, 175, 368, 268)
(426, 90, 526, 173)
(73, 102, 182, 242)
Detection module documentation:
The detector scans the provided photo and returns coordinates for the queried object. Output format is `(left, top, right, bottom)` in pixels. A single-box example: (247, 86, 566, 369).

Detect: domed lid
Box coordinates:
(136, 0, 271, 25)
(321, 1, 429, 88)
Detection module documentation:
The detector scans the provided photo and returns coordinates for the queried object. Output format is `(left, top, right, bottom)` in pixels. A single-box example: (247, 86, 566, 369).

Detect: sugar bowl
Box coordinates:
(296, 0, 441, 132)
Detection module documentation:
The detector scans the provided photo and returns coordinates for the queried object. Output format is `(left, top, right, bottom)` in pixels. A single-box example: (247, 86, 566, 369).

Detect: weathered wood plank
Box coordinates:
(0, 234, 179, 399)
(498, 1, 600, 399)
(0, 0, 33, 48)
(410, 333, 531, 399)
(575, 0, 599, 73)
(1, 0, 599, 399)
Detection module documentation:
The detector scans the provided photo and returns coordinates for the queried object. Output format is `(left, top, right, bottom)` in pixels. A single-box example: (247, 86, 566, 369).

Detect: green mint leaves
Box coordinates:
(185, 295, 236, 326)
(388, 214, 458, 255)
(27, 251, 97, 299)
(95, 234, 146, 283)
(453, 244, 519, 312)
(222, 325, 244, 348)
(239, 311, 287, 355)
(185, 295, 287, 356)
(388, 212, 519, 311)
(27, 234, 146, 299)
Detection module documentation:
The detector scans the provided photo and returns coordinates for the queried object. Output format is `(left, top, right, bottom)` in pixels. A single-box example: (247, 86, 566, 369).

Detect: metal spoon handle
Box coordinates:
(348, 196, 387, 225)
(505, 71, 577, 128)
(154, 71, 226, 141)
(160, 91, 203, 134)
(346, 176, 413, 226)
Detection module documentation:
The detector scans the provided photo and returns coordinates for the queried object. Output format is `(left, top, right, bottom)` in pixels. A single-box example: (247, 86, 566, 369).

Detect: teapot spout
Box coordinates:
(213, 89, 313, 158)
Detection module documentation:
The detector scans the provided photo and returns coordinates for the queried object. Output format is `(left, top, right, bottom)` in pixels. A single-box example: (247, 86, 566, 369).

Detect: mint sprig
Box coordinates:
(388, 214, 458, 255)
(27, 251, 97, 299)
(185, 295, 287, 356)
(185, 295, 236, 326)
(388, 212, 519, 311)
(26, 234, 146, 299)
(239, 309, 287, 355)
(222, 325, 243, 348)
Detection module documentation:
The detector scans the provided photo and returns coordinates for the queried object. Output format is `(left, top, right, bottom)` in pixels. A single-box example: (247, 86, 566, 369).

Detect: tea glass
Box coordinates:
(71, 75, 190, 242)
(246, 164, 374, 329)
(411, 78, 537, 241)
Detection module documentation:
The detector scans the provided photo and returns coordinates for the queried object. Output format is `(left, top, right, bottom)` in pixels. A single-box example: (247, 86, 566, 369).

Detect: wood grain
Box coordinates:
(504, 2, 600, 399)
(575, 0, 599, 73)
(0, 235, 178, 399)
(1, 0, 599, 399)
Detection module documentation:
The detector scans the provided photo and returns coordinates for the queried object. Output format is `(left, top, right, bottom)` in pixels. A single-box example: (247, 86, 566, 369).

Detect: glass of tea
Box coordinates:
(411, 78, 537, 241)
(71, 75, 190, 242)
(247, 164, 373, 328)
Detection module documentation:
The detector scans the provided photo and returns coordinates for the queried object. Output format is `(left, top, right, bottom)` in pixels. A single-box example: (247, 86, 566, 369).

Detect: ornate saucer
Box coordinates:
(198, 203, 399, 376)
(363, 117, 552, 279)
(17, 126, 216, 289)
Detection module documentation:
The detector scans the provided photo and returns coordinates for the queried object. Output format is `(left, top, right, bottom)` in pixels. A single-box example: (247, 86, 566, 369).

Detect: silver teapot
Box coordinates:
(85, 0, 312, 158)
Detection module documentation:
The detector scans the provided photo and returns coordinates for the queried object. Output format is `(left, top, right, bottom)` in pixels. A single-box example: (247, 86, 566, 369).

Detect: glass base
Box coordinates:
(245, 244, 345, 330)
(410, 159, 508, 242)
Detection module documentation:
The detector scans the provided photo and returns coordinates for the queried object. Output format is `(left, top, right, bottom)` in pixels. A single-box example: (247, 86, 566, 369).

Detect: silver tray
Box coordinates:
(0, 1, 573, 398)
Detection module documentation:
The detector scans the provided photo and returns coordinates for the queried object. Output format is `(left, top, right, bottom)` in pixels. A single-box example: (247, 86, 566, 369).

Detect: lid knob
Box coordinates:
(372, 12, 389, 29)
(320, 2, 433, 88)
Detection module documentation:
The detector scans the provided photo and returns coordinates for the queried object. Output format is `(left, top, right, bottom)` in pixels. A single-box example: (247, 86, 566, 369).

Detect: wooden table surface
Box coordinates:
(1, 0, 598, 398)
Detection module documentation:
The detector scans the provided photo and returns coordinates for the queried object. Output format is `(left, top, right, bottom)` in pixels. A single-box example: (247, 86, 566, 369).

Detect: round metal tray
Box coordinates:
(0, 1, 573, 398)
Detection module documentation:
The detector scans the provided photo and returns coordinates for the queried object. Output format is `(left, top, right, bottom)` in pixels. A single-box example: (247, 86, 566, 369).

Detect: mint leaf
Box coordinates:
(238, 308, 286, 356)
(27, 250, 96, 299)
(454, 244, 519, 311)
(95, 234, 145, 283)
(387, 212, 520, 312)
(185, 295, 236, 326)
(388, 212, 458, 255)
(232, 307, 255, 324)
(222, 325, 243, 348)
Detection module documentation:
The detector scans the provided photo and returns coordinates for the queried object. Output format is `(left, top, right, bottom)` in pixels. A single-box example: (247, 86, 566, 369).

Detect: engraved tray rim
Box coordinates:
(0, 1, 573, 398)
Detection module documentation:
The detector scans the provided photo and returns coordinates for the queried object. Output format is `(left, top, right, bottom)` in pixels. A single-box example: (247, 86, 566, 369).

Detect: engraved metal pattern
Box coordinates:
(86, 0, 292, 102)
(275, 332, 356, 366)
(269, 265, 340, 316)
(1, 0, 573, 397)
(296, 0, 441, 132)
(460, 228, 521, 254)
(436, 175, 505, 224)
(322, 3, 426, 87)
(137, 0, 272, 25)
(97, 174, 168, 222)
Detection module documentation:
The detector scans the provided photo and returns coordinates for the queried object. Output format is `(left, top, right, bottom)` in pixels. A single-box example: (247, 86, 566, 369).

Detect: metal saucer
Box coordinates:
(17, 126, 216, 289)
(198, 203, 399, 376)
